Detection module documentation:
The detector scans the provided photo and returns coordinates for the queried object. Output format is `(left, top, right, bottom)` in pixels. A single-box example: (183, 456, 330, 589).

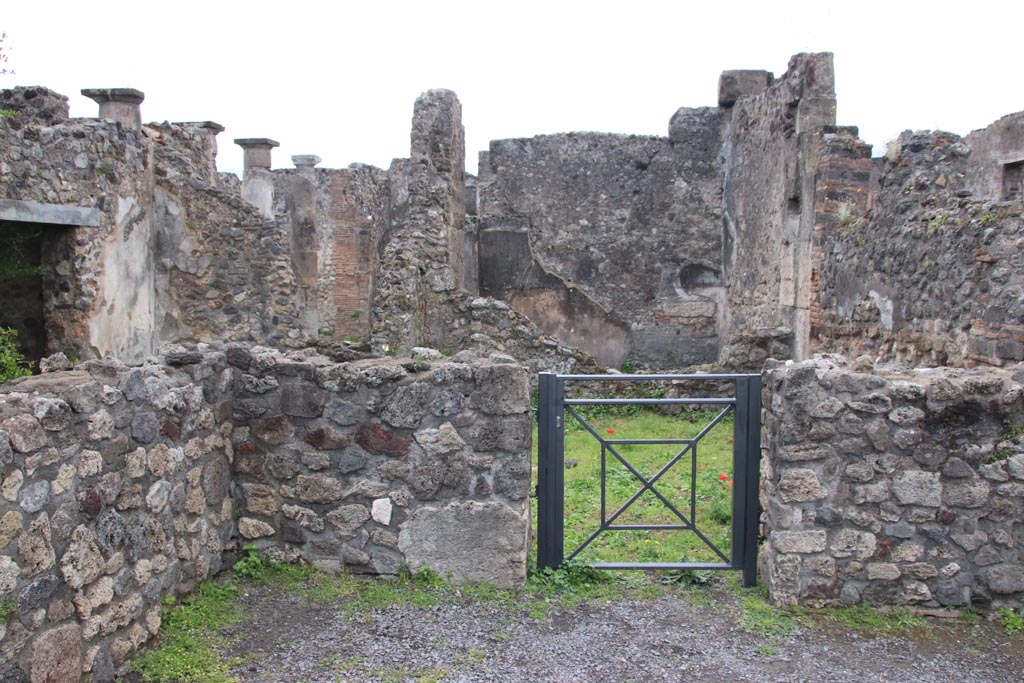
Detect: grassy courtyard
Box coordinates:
(534, 406, 736, 567)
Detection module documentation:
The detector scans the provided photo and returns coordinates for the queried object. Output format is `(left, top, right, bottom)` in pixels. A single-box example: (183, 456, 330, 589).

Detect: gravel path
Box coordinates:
(213, 577, 1023, 683)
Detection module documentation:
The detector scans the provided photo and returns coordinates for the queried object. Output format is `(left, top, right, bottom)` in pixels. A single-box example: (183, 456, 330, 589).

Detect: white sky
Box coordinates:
(3, 1, 1022, 177)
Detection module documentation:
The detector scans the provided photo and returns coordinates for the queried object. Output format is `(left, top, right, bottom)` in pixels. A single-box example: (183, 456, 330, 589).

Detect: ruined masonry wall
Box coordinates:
(814, 128, 1024, 367)
(762, 355, 1024, 608)
(0, 346, 531, 682)
(0, 86, 304, 364)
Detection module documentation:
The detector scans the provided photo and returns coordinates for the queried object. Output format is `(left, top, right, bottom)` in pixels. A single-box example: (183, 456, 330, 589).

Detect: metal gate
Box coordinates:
(536, 372, 762, 586)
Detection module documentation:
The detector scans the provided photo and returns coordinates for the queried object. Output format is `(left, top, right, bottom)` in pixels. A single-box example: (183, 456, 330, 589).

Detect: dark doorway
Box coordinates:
(0, 220, 46, 370)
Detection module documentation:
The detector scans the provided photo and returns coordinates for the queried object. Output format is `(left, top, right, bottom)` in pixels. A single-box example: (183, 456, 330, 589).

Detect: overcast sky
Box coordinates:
(3, 1, 1021, 176)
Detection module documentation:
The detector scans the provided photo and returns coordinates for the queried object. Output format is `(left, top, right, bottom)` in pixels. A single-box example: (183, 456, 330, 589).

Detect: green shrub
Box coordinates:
(0, 327, 31, 383)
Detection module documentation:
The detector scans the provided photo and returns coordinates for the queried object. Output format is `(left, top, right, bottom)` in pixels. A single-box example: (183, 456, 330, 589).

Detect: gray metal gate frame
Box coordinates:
(536, 372, 762, 587)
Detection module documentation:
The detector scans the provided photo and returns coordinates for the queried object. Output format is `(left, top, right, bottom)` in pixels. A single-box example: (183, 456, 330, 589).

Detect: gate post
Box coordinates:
(536, 372, 565, 571)
(731, 375, 763, 587)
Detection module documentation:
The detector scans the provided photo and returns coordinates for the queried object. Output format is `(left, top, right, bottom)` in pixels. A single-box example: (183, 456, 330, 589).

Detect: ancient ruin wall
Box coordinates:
(0, 346, 532, 681)
(814, 128, 1024, 367)
(761, 356, 1024, 608)
(0, 86, 304, 364)
(720, 53, 836, 364)
(476, 119, 726, 369)
(0, 358, 234, 681)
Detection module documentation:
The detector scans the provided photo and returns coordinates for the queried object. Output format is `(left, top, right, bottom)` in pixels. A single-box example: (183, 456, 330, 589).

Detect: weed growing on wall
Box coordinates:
(0, 327, 31, 382)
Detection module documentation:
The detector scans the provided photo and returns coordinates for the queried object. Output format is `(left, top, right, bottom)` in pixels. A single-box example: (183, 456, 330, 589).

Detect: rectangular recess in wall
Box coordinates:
(1003, 160, 1023, 201)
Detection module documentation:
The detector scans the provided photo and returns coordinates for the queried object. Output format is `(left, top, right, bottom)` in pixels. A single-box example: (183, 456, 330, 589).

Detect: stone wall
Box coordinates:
(0, 86, 303, 364)
(476, 122, 726, 369)
(721, 53, 836, 362)
(761, 355, 1024, 608)
(0, 345, 532, 681)
(814, 128, 1024, 367)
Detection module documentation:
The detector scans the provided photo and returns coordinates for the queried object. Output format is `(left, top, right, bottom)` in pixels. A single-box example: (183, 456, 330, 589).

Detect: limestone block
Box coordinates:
(892, 470, 941, 506)
(771, 530, 827, 554)
(778, 468, 827, 502)
(371, 498, 393, 526)
(414, 423, 468, 458)
(1006, 454, 1024, 480)
(242, 483, 279, 516)
(398, 500, 529, 589)
(903, 563, 938, 579)
(865, 562, 901, 580)
(718, 69, 771, 107)
(32, 398, 72, 431)
(779, 443, 835, 462)
(852, 481, 889, 504)
(145, 481, 171, 514)
(237, 517, 276, 539)
(846, 393, 892, 414)
(830, 529, 876, 560)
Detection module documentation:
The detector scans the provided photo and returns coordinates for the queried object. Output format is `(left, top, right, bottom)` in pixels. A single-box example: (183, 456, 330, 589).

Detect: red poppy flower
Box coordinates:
(719, 473, 729, 481)
(607, 428, 615, 435)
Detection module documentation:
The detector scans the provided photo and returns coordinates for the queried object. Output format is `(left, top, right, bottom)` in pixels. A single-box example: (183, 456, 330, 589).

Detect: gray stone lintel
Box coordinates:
(80, 88, 145, 105)
(0, 199, 101, 227)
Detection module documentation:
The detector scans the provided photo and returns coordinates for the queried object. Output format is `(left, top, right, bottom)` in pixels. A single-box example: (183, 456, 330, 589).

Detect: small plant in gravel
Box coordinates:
(999, 608, 1023, 636)
(737, 585, 800, 637)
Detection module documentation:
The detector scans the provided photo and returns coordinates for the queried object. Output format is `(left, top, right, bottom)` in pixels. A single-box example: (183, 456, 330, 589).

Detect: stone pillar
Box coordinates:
(80, 88, 145, 129)
(235, 138, 279, 219)
(195, 121, 225, 183)
(292, 154, 321, 180)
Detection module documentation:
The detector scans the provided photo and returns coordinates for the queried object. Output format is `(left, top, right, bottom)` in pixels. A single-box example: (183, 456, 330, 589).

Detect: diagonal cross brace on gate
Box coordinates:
(536, 372, 762, 587)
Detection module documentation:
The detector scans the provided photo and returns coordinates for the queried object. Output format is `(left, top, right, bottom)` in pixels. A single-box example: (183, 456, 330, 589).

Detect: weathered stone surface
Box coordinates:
(60, 525, 104, 589)
(18, 481, 50, 514)
(380, 383, 431, 429)
(242, 483, 278, 516)
(2, 415, 47, 453)
(30, 623, 81, 683)
(0, 554, 19, 594)
(281, 504, 324, 532)
(145, 481, 171, 514)
(266, 449, 300, 480)
(892, 471, 941, 507)
(280, 382, 326, 417)
(414, 422, 467, 458)
(984, 564, 1024, 594)
(2, 469, 24, 502)
(17, 513, 55, 577)
(829, 529, 876, 560)
(326, 504, 370, 540)
(942, 480, 990, 508)
(304, 426, 351, 450)
(238, 517, 276, 539)
(253, 415, 294, 445)
(356, 421, 411, 456)
(202, 457, 230, 505)
(296, 474, 343, 503)
(772, 530, 826, 554)
(865, 562, 901, 581)
(398, 500, 529, 589)
(778, 469, 827, 502)
(0, 510, 23, 549)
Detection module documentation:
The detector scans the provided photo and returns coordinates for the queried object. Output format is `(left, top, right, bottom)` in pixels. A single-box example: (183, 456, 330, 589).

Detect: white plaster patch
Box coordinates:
(371, 498, 393, 526)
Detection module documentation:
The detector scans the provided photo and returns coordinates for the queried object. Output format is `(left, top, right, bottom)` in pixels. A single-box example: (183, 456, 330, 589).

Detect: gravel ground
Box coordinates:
(213, 577, 1024, 683)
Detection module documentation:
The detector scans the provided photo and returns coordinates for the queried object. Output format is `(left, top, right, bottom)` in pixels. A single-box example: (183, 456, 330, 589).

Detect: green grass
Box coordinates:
(0, 596, 16, 622)
(815, 603, 928, 634)
(131, 580, 245, 683)
(737, 584, 800, 636)
(537, 408, 735, 566)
